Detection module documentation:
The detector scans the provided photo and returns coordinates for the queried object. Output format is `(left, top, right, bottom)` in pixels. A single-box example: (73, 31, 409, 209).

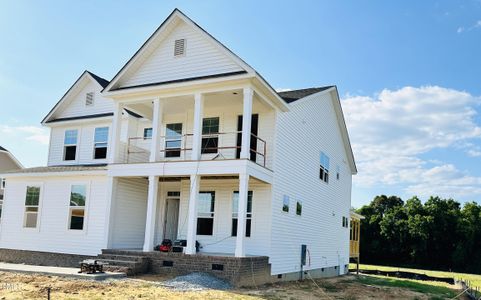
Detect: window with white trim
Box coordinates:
(196, 191, 215, 235)
(336, 165, 340, 180)
(69, 185, 86, 230)
(0, 178, 5, 190)
(143, 128, 152, 140)
(282, 195, 289, 213)
(320, 152, 330, 183)
(231, 191, 253, 237)
(24, 186, 40, 228)
(94, 127, 109, 159)
(165, 123, 182, 157)
(201, 117, 219, 154)
(64, 129, 78, 161)
(85, 92, 94, 106)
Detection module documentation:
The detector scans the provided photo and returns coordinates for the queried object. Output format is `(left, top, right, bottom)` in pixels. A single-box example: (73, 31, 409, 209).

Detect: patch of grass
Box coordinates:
(356, 274, 457, 298)
(352, 263, 481, 289)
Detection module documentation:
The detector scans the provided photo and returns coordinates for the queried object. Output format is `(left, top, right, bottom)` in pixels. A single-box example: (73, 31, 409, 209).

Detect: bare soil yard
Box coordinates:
(0, 271, 464, 299)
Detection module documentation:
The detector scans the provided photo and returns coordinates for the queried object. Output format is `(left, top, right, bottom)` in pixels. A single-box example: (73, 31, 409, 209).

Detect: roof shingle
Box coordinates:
(278, 86, 334, 103)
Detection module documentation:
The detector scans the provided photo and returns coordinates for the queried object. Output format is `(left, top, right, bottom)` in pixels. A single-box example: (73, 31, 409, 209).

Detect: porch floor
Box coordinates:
(110, 249, 264, 258)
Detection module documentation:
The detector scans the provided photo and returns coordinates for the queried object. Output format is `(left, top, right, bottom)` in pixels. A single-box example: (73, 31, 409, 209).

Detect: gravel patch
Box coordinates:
(161, 272, 232, 291)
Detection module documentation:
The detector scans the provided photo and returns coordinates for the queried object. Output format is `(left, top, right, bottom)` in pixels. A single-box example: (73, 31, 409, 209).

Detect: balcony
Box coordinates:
(121, 131, 267, 167)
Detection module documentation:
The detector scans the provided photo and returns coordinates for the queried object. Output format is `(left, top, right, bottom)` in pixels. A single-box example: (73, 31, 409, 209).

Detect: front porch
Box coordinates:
(106, 175, 272, 258)
(98, 248, 272, 287)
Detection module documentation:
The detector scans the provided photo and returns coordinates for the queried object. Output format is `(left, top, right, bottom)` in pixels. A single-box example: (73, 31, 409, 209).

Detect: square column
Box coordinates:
(109, 102, 124, 163)
(191, 93, 204, 160)
(103, 176, 118, 249)
(235, 173, 249, 257)
(150, 98, 163, 162)
(143, 176, 159, 251)
(240, 87, 253, 159)
(185, 174, 200, 254)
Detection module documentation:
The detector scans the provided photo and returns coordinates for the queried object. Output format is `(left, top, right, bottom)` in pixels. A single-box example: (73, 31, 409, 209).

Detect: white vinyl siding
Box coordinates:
(48, 121, 112, 166)
(0, 176, 108, 256)
(270, 91, 352, 275)
(110, 178, 148, 249)
(53, 80, 113, 120)
(118, 20, 244, 88)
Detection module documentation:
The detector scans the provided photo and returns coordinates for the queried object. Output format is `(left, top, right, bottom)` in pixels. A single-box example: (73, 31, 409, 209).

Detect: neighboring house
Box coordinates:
(0, 146, 23, 219)
(0, 9, 356, 284)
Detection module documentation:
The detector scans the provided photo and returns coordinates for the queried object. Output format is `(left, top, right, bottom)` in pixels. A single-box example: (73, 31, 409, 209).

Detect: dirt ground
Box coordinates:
(0, 271, 462, 299)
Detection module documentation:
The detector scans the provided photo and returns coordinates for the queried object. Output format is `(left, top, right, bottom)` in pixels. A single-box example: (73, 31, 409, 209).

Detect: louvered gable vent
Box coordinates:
(85, 92, 94, 106)
(174, 39, 186, 56)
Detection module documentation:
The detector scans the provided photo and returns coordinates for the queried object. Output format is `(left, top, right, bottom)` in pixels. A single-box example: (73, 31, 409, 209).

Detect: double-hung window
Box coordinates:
(64, 130, 78, 161)
(231, 191, 253, 237)
(94, 127, 109, 159)
(69, 185, 86, 230)
(24, 186, 40, 228)
(320, 152, 330, 183)
(165, 123, 182, 157)
(196, 191, 215, 235)
(201, 117, 219, 154)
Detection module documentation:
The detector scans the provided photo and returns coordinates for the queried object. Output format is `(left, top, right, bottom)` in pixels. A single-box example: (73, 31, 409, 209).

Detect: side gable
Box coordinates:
(104, 9, 253, 92)
(282, 87, 357, 175)
(0, 147, 23, 171)
(42, 71, 113, 124)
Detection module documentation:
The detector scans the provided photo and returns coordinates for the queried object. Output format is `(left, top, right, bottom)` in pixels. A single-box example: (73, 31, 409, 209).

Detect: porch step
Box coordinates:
(94, 253, 150, 275)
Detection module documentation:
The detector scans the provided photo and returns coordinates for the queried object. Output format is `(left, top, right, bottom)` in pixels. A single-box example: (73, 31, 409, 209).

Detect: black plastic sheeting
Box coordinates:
(349, 269, 455, 285)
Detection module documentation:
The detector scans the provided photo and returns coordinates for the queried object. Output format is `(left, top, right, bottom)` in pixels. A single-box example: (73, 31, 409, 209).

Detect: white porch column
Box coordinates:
(143, 176, 159, 251)
(191, 93, 204, 160)
(103, 176, 118, 249)
(240, 87, 253, 159)
(109, 102, 124, 163)
(150, 98, 163, 162)
(185, 174, 200, 254)
(235, 173, 249, 257)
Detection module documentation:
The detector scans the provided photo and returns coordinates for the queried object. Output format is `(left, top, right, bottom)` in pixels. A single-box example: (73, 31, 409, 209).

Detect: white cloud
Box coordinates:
(457, 20, 481, 33)
(0, 125, 49, 145)
(342, 86, 481, 199)
(457, 27, 465, 33)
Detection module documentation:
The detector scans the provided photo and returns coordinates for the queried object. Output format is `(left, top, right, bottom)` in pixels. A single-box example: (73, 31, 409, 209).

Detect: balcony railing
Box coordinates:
(122, 131, 267, 167)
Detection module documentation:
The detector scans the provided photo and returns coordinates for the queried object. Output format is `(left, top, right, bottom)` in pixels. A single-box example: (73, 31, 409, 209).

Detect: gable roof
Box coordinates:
(0, 146, 24, 169)
(278, 86, 334, 103)
(41, 70, 110, 124)
(86, 71, 110, 88)
(283, 86, 357, 175)
(101, 9, 289, 111)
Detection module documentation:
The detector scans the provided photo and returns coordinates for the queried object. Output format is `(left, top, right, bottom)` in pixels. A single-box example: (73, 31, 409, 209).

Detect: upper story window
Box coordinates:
(174, 39, 186, 56)
(0, 178, 5, 190)
(231, 191, 253, 237)
(296, 201, 302, 216)
(196, 191, 215, 235)
(143, 128, 152, 140)
(24, 186, 41, 228)
(320, 151, 330, 183)
(94, 127, 109, 159)
(201, 117, 219, 154)
(282, 195, 289, 213)
(69, 185, 86, 230)
(64, 130, 78, 161)
(165, 123, 182, 157)
(336, 165, 340, 180)
(85, 92, 94, 106)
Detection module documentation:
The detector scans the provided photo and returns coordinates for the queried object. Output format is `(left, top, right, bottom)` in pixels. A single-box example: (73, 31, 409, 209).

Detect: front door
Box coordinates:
(163, 195, 180, 241)
(236, 114, 259, 161)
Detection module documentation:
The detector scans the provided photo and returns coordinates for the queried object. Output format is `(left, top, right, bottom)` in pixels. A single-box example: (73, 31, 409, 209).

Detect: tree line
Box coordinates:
(356, 195, 481, 274)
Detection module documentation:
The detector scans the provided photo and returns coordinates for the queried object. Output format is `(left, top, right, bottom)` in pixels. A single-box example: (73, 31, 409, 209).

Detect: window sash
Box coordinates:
(196, 192, 215, 235)
(70, 185, 86, 207)
(24, 185, 40, 228)
(25, 186, 40, 206)
(282, 195, 289, 212)
(202, 118, 219, 135)
(69, 207, 85, 230)
(64, 130, 78, 145)
(232, 191, 253, 218)
(143, 128, 153, 139)
(94, 127, 109, 144)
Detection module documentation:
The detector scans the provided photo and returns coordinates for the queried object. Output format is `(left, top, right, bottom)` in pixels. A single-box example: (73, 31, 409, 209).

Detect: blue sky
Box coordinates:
(1, 1, 480, 207)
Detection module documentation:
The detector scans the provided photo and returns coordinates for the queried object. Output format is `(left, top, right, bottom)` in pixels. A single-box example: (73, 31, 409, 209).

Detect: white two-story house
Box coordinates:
(0, 9, 356, 285)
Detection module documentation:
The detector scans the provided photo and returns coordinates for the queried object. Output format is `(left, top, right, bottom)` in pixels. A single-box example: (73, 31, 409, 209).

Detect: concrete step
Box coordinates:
(101, 249, 145, 256)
